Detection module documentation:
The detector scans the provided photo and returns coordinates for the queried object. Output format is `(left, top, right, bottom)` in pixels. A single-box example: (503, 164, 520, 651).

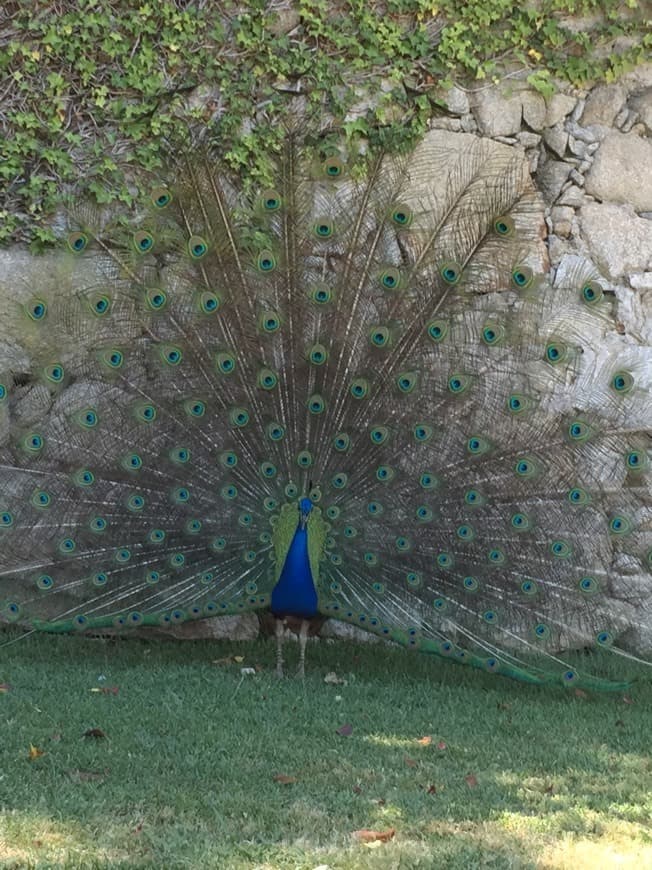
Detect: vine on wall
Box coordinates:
(0, 0, 649, 245)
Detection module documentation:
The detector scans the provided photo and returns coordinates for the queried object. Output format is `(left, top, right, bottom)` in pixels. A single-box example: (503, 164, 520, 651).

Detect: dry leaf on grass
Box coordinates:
(0, 683, 11, 694)
(465, 774, 478, 788)
(352, 828, 396, 843)
(273, 774, 297, 785)
(336, 722, 353, 736)
(417, 735, 432, 746)
(28, 744, 45, 760)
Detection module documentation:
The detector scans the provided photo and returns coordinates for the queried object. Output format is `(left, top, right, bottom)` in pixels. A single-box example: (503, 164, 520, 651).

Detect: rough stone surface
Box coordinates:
(620, 62, 652, 93)
(460, 113, 477, 133)
(149, 614, 259, 640)
(551, 206, 574, 238)
(579, 202, 652, 280)
(616, 107, 634, 131)
(269, 6, 301, 35)
(545, 92, 577, 127)
(321, 620, 381, 643)
(516, 131, 541, 149)
(629, 87, 652, 132)
(566, 120, 608, 143)
(538, 159, 573, 202)
(429, 116, 462, 132)
(614, 283, 652, 345)
(568, 135, 588, 158)
(556, 12, 601, 34)
(585, 132, 652, 212)
(580, 83, 626, 126)
(630, 272, 652, 292)
(571, 99, 586, 122)
(528, 149, 540, 174)
(445, 85, 470, 115)
(472, 88, 522, 137)
(546, 234, 571, 263)
(558, 185, 586, 207)
(619, 109, 642, 136)
(78, 613, 261, 642)
(521, 91, 546, 131)
(543, 122, 568, 158)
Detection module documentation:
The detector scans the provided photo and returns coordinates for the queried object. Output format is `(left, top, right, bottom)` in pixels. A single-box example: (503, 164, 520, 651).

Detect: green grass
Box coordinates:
(1, 633, 651, 869)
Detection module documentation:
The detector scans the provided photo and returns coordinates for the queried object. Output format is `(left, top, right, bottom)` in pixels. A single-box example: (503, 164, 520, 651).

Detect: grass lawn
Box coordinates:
(0, 632, 650, 869)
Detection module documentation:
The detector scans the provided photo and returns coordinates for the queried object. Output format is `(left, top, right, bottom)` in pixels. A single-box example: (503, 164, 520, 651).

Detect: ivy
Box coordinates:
(0, 0, 648, 246)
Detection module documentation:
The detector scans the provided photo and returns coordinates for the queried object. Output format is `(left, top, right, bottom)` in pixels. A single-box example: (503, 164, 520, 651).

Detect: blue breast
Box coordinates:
(270, 503, 318, 619)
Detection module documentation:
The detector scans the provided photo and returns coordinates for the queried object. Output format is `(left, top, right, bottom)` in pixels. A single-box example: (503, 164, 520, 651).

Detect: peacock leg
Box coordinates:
(275, 618, 285, 678)
(297, 619, 309, 679)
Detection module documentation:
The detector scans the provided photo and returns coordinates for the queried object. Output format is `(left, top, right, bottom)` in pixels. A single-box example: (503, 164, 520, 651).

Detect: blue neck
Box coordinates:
(270, 500, 318, 619)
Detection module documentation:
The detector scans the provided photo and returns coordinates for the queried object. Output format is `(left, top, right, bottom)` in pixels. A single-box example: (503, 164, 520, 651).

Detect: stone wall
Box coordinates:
(438, 67, 652, 339)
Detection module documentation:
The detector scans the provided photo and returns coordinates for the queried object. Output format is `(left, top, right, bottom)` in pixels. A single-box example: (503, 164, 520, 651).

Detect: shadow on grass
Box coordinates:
(1, 631, 651, 869)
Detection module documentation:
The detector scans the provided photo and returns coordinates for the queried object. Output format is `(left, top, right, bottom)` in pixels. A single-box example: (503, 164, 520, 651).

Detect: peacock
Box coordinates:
(0, 127, 650, 691)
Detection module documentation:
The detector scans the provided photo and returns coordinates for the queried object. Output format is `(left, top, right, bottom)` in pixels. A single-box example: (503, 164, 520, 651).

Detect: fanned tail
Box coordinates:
(0, 129, 650, 691)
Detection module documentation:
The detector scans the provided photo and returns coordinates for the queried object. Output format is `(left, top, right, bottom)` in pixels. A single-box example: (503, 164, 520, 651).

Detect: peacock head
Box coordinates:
(299, 497, 313, 527)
